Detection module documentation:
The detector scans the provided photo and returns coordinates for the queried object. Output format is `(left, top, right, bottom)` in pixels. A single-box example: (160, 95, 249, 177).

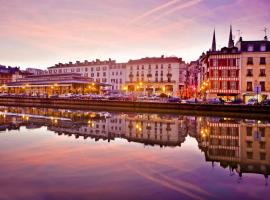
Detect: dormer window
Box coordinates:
(260, 44, 266, 52)
(247, 45, 254, 52)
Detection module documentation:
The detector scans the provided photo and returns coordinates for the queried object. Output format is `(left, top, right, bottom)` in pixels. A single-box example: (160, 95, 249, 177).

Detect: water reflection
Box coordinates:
(0, 106, 270, 199)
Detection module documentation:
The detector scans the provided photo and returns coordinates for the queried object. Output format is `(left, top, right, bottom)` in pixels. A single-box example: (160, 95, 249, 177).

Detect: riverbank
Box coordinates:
(0, 97, 269, 119)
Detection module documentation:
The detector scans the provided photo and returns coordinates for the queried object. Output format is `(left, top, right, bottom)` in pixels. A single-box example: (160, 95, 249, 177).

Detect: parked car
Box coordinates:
(184, 98, 202, 104)
(0, 93, 8, 97)
(207, 98, 224, 104)
(50, 94, 59, 98)
(226, 99, 243, 104)
(167, 97, 180, 103)
(246, 98, 258, 105)
(261, 99, 270, 106)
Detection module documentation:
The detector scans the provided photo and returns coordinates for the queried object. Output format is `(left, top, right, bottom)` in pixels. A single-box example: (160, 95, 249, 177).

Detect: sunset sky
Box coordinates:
(0, 0, 269, 69)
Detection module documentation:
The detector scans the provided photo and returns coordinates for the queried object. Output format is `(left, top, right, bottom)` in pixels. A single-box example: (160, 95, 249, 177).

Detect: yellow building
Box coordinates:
(236, 37, 270, 103)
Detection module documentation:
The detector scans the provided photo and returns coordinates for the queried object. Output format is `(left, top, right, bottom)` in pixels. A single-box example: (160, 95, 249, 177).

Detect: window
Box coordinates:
(230, 70, 236, 78)
(97, 72, 100, 77)
(260, 153, 266, 160)
(260, 69, 266, 77)
(130, 66, 133, 70)
(259, 127, 265, 137)
(247, 57, 253, 65)
(261, 44, 266, 52)
(246, 127, 252, 136)
(103, 72, 106, 77)
(168, 64, 171, 69)
(230, 81, 236, 90)
(260, 57, 266, 65)
(156, 65, 158, 69)
(91, 73, 94, 77)
(247, 69, 253, 77)
(85, 68, 88, 72)
(247, 152, 253, 159)
(222, 81, 227, 89)
(221, 69, 227, 77)
(260, 81, 266, 91)
(91, 67, 94, 71)
(247, 45, 254, 52)
(247, 82, 253, 91)
(260, 141, 266, 149)
(96, 67, 100, 71)
(213, 81, 218, 89)
(148, 65, 151, 69)
(214, 70, 219, 78)
(246, 141, 253, 148)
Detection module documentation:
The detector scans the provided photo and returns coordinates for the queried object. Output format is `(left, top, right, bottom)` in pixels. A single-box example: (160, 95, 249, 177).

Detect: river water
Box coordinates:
(0, 106, 269, 200)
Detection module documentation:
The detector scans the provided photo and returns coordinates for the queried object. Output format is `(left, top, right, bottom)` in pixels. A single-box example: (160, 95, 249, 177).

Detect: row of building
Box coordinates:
(0, 26, 269, 101)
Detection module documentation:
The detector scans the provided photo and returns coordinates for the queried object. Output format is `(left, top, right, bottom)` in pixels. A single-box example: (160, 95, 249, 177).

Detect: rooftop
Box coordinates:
(48, 59, 116, 69)
(128, 56, 184, 65)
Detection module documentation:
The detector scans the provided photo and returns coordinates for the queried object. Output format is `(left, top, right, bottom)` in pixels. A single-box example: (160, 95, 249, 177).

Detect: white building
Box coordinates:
(125, 56, 186, 97)
(47, 59, 126, 92)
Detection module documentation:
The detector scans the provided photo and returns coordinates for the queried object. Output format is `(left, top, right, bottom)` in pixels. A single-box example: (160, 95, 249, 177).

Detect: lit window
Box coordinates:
(247, 45, 254, 52)
(260, 45, 266, 52)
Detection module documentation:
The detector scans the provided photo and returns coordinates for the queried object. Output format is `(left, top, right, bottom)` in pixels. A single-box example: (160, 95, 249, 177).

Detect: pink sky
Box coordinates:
(0, 0, 269, 69)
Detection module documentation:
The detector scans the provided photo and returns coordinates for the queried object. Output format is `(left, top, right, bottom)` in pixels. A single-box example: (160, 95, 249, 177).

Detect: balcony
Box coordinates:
(147, 74, 152, 78)
(129, 74, 134, 78)
(246, 73, 253, 77)
(247, 61, 253, 65)
(259, 73, 266, 77)
(167, 73, 172, 77)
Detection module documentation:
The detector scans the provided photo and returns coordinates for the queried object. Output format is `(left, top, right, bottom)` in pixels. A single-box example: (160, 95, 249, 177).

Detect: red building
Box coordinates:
(199, 27, 241, 101)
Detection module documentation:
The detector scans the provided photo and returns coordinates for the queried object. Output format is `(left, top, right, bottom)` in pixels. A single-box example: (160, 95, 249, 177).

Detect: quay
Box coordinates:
(0, 97, 269, 119)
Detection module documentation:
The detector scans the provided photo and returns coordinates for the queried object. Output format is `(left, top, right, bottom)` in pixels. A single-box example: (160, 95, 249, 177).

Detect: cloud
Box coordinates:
(130, 0, 183, 23)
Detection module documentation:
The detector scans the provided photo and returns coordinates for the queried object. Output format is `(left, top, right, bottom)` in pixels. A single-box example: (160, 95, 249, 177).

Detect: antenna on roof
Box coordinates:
(236, 30, 242, 38)
(261, 27, 268, 40)
(262, 27, 268, 37)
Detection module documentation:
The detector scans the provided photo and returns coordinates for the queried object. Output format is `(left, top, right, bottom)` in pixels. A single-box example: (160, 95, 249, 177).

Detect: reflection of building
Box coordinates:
(2, 106, 270, 180)
(0, 107, 189, 147)
(199, 118, 241, 162)
(125, 56, 186, 97)
(124, 114, 187, 146)
(198, 117, 270, 181)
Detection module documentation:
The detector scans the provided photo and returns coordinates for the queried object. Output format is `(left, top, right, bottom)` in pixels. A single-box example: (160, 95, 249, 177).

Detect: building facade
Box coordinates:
(236, 37, 270, 103)
(125, 56, 186, 97)
(199, 27, 241, 101)
(186, 61, 200, 98)
(0, 65, 23, 85)
(47, 59, 126, 92)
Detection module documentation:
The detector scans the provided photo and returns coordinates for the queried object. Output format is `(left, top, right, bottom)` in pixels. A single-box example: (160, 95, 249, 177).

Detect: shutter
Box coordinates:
(236, 70, 239, 77)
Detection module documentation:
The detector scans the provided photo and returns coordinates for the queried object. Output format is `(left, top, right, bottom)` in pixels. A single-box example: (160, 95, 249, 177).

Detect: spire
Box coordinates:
(211, 29, 216, 51)
(228, 25, 234, 48)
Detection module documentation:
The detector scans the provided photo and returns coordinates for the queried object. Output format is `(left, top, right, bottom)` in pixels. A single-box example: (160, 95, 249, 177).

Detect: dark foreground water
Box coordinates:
(0, 107, 270, 200)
